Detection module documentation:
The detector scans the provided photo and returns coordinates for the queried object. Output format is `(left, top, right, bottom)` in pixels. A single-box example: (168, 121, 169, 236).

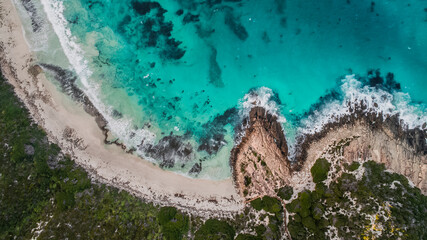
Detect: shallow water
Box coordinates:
(14, 0, 427, 179)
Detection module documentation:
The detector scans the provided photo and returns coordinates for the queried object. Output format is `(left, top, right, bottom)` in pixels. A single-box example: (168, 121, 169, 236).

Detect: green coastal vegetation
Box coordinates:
(286, 158, 427, 239)
(1, 73, 426, 240)
(0, 74, 161, 239)
(0, 74, 281, 239)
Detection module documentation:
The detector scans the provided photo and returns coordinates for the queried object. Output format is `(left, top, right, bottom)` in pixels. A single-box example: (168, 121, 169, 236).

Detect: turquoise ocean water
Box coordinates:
(14, 0, 427, 179)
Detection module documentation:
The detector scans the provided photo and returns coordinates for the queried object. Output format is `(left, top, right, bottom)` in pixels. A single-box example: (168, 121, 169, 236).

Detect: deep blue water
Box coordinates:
(14, 0, 427, 178)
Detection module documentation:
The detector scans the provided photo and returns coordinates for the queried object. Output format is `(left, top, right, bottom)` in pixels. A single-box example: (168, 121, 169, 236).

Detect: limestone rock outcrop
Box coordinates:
(231, 107, 290, 200)
(231, 107, 427, 197)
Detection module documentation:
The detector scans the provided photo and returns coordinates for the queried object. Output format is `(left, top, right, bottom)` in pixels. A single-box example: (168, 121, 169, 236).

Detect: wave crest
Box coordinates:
(298, 74, 427, 136)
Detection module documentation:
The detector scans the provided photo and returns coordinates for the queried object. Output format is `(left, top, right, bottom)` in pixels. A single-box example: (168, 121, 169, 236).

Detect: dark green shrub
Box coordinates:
(285, 198, 298, 213)
(312, 203, 324, 220)
(251, 196, 282, 214)
(277, 185, 293, 200)
(287, 221, 306, 240)
(301, 216, 316, 231)
(158, 207, 178, 225)
(158, 207, 189, 240)
(194, 219, 235, 240)
(254, 225, 266, 236)
(55, 191, 75, 211)
(250, 198, 263, 211)
(261, 196, 282, 213)
(314, 182, 327, 196)
(299, 191, 312, 211)
(244, 176, 252, 187)
(311, 158, 331, 183)
(347, 161, 360, 171)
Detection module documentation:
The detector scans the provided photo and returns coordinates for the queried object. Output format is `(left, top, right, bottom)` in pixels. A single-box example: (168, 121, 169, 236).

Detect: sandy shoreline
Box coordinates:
(0, 0, 243, 216)
(1, 0, 426, 219)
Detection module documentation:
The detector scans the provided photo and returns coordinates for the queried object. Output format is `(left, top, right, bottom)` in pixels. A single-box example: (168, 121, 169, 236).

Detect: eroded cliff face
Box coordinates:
(303, 121, 427, 193)
(231, 107, 290, 200)
(231, 107, 427, 196)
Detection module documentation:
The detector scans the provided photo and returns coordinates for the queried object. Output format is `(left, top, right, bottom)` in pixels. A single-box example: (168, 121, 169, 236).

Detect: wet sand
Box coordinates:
(0, 0, 243, 217)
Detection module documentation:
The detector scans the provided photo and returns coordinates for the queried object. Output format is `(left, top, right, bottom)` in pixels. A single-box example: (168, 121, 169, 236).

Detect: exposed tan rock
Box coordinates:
(232, 107, 427, 197)
(231, 107, 291, 200)
(303, 121, 427, 193)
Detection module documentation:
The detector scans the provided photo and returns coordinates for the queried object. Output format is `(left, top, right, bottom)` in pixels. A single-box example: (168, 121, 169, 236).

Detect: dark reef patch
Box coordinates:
(224, 11, 249, 41)
(280, 17, 287, 28)
(20, 0, 43, 32)
(131, 1, 161, 15)
(367, 69, 383, 87)
(262, 31, 271, 43)
(189, 162, 202, 175)
(198, 133, 226, 155)
(208, 47, 224, 87)
(175, 9, 184, 16)
(117, 1, 186, 61)
(161, 39, 186, 60)
(38, 64, 84, 102)
(198, 108, 240, 155)
(363, 69, 402, 91)
(112, 110, 123, 119)
(143, 135, 193, 168)
(206, 0, 223, 8)
(183, 13, 200, 24)
(274, 0, 287, 14)
(38, 64, 109, 143)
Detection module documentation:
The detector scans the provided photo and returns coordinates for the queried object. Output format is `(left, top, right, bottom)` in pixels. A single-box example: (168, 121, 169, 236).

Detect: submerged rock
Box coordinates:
(189, 162, 202, 175)
(224, 11, 248, 41)
(144, 135, 193, 168)
(198, 108, 239, 155)
(131, 1, 161, 15)
(208, 47, 224, 87)
(20, 0, 43, 32)
(183, 13, 200, 24)
(274, 0, 287, 14)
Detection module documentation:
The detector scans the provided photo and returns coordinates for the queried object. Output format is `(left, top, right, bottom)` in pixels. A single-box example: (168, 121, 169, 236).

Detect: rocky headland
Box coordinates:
(231, 107, 291, 200)
(231, 106, 427, 200)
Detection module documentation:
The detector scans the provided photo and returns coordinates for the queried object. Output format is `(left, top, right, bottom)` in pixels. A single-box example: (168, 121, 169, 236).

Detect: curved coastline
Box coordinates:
(1, 0, 426, 219)
(0, 0, 243, 217)
(231, 105, 426, 199)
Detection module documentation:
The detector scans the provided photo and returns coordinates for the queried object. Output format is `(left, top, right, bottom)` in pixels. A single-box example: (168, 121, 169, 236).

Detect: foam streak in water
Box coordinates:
(39, 0, 156, 152)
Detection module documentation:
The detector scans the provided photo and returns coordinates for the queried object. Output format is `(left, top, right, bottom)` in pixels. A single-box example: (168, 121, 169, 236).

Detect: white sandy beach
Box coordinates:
(0, 0, 243, 216)
(1, 0, 426, 219)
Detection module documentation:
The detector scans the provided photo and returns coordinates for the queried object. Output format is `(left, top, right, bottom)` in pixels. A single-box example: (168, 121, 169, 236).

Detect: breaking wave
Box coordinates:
(298, 74, 427, 136)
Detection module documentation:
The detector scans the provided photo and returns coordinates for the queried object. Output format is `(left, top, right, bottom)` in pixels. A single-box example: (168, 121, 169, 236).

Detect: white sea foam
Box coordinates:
(233, 87, 287, 146)
(30, 0, 427, 177)
(298, 75, 427, 136)
(240, 86, 286, 123)
(39, 0, 156, 152)
(13, 0, 49, 52)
